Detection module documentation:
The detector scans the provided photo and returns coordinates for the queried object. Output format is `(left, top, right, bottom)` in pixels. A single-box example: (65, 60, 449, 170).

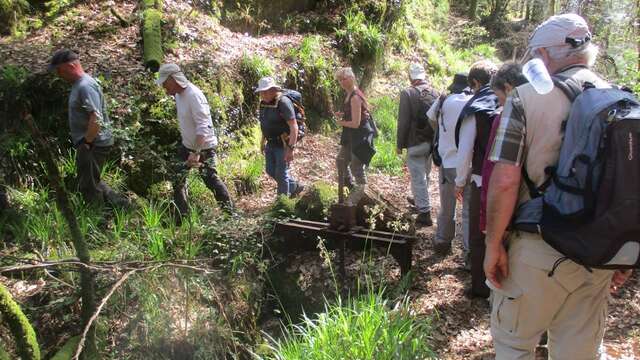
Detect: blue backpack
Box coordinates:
(514, 78, 640, 270)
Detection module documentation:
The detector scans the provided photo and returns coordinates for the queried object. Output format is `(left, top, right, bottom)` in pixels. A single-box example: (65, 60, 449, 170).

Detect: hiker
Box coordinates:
(479, 62, 528, 234)
(455, 60, 499, 298)
(396, 63, 438, 226)
(155, 63, 232, 219)
(334, 67, 376, 206)
(256, 76, 304, 198)
(485, 14, 632, 359)
(426, 74, 472, 257)
(49, 49, 123, 206)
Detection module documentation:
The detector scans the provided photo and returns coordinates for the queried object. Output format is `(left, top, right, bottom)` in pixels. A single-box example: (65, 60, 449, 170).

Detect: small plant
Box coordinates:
(335, 8, 385, 86)
(264, 289, 435, 360)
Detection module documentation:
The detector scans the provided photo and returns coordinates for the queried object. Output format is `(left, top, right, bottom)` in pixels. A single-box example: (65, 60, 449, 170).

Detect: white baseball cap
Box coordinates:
(409, 63, 426, 80)
(155, 63, 189, 87)
(527, 13, 591, 51)
(254, 76, 281, 93)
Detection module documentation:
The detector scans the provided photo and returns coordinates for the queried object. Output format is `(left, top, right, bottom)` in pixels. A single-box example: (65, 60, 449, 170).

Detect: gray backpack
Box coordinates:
(514, 78, 640, 271)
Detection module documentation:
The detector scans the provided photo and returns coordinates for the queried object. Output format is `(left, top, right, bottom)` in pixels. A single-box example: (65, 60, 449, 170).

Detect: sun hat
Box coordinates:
(254, 76, 281, 93)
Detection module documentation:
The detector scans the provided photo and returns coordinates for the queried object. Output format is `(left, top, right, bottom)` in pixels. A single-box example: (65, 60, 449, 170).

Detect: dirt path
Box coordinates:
(236, 133, 640, 359)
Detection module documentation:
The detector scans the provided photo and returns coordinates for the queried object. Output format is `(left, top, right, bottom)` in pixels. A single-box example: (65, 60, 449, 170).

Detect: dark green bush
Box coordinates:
(285, 35, 339, 132)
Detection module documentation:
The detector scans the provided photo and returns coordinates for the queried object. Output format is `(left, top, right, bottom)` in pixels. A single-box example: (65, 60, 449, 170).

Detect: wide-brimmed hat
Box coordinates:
(155, 63, 189, 87)
(254, 77, 281, 93)
(448, 73, 468, 94)
(409, 63, 426, 80)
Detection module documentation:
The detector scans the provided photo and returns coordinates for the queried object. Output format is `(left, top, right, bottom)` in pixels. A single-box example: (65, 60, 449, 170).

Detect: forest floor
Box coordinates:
(1, 0, 639, 358)
(234, 133, 640, 360)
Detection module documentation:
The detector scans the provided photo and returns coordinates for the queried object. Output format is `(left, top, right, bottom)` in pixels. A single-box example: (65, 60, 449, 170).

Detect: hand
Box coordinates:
(260, 142, 266, 154)
(334, 111, 344, 119)
(187, 152, 201, 168)
(284, 148, 294, 164)
(455, 186, 464, 201)
(484, 243, 509, 289)
(610, 269, 632, 294)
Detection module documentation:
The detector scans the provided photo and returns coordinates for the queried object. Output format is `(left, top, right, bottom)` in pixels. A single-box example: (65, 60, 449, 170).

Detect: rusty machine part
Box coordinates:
(274, 158, 416, 278)
(274, 219, 415, 277)
(329, 160, 357, 231)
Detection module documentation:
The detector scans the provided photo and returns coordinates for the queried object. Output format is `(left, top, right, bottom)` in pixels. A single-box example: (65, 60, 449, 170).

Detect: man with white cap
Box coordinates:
(156, 63, 232, 219)
(396, 63, 438, 226)
(256, 76, 303, 198)
(485, 14, 631, 359)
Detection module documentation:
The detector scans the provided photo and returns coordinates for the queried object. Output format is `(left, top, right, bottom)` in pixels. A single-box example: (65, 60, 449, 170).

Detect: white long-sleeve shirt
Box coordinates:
(455, 114, 482, 188)
(427, 93, 472, 169)
(175, 83, 218, 150)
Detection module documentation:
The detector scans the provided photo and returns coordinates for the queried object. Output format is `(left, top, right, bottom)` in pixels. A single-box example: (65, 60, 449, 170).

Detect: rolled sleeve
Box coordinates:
(489, 90, 526, 166)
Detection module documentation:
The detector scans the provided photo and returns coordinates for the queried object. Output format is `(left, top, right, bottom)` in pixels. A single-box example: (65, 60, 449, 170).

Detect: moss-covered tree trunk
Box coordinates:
(142, 0, 163, 72)
(0, 284, 40, 360)
(23, 114, 98, 359)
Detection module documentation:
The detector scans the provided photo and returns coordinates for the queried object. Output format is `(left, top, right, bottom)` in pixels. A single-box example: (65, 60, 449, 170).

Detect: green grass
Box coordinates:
(218, 126, 264, 196)
(263, 289, 435, 360)
(368, 96, 403, 176)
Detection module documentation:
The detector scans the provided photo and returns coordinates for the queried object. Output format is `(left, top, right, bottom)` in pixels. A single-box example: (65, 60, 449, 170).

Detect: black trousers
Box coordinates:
(469, 182, 490, 298)
(76, 145, 115, 204)
(172, 145, 232, 217)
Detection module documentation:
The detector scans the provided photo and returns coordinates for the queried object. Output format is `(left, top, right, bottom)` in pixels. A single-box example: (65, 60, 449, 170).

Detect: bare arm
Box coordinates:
(337, 95, 363, 128)
(84, 112, 100, 143)
(484, 163, 521, 288)
(286, 118, 298, 147)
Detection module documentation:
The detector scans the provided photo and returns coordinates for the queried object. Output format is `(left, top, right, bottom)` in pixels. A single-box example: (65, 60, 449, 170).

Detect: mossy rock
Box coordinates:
(294, 181, 337, 221)
(50, 336, 80, 360)
(269, 194, 297, 219)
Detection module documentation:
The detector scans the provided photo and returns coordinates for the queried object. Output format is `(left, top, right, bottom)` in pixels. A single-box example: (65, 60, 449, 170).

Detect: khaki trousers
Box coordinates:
(490, 232, 612, 360)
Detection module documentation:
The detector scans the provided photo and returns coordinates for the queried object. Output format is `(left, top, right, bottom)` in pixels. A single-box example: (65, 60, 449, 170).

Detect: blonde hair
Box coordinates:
(335, 67, 356, 81)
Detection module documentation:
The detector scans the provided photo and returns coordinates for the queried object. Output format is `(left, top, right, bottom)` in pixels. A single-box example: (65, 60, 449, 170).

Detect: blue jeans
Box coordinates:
(265, 143, 297, 196)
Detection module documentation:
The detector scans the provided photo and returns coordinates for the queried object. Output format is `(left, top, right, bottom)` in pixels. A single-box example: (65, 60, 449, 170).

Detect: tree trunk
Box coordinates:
(0, 284, 41, 360)
(23, 114, 98, 359)
(468, 0, 478, 20)
(142, 8, 163, 73)
(547, 0, 556, 16)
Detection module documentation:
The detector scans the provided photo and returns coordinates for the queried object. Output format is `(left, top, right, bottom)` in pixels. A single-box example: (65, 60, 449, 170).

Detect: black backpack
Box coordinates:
(514, 78, 640, 270)
(413, 84, 438, 129)
(281, 89, 306, 140)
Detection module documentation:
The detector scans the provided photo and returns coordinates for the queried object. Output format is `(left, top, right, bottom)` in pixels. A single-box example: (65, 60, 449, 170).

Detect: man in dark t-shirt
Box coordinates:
(256, 77, 302, 197)
(49, 49, 123, 206)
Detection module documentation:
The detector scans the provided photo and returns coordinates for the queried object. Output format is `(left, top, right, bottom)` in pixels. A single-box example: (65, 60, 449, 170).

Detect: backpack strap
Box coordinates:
(521, 76, 584, 198)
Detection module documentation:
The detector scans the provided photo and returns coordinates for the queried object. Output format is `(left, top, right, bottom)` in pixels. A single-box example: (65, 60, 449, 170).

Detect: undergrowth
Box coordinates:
(369, 96, 403, 176)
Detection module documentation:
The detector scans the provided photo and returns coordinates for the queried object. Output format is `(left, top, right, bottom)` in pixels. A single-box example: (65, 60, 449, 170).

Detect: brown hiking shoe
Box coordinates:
(415, 212, 433, 227)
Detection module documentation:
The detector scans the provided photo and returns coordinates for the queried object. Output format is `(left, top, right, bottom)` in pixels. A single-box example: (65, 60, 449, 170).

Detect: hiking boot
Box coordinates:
(290, 184, 305, 198)
(415, 211, 433, 227)
(406, 196, 415, 206)
(433, 240, 451, 256)
(462, 251, 472, 272)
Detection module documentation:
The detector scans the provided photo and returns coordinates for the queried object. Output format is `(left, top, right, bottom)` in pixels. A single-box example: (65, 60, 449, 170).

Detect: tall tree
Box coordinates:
(469, 0, 479, 20)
